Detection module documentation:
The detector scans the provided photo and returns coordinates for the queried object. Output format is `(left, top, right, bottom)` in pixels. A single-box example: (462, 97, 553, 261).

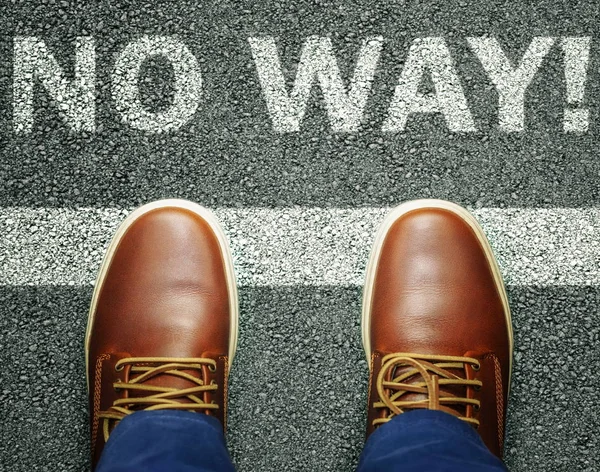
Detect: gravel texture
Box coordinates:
(1, 0, 599, 471)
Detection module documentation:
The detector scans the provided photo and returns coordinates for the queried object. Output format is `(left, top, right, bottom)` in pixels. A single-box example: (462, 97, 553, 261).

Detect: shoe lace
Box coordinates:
(373, 353, 483, 428)
(97, 357, 219, 442)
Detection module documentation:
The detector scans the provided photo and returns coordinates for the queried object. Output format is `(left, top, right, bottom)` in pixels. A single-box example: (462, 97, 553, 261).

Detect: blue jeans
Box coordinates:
(96, 410, 507, 471)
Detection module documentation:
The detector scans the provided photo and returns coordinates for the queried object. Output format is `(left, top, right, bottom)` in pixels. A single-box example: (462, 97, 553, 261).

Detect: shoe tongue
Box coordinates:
(122, 361, 209, 405)
(386, 360, 468, 417)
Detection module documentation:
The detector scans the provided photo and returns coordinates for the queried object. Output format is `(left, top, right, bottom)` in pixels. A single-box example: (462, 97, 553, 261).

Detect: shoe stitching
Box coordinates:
(485, 352, 504, 452)
(366, 352, 378, 432)
(220, 355, 229, 431)
(91, 353, 110, 458)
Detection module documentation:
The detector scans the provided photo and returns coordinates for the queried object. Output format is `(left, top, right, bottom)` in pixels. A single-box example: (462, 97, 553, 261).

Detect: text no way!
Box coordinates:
(10, 35, 593, 134)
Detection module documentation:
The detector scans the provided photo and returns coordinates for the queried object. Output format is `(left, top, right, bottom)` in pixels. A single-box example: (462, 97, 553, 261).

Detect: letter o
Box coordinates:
(113, 35, 202, 132)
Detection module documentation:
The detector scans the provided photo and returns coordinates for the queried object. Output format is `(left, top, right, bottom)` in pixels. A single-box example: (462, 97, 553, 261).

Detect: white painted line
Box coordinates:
(0, 207, 598, 286)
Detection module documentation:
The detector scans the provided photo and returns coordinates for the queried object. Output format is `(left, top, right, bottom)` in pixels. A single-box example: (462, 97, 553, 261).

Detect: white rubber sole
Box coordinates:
(84, 199, 239, 392)
(361, 199, 513, 383)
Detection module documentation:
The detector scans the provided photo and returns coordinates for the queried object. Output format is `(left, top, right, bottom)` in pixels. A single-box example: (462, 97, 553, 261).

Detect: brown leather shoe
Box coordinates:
(85, 199, 238, 469)
(362, 199, 513, 459)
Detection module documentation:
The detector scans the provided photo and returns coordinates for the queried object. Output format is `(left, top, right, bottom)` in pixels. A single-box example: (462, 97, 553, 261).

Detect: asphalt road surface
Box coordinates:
(1, 1, 599, 471)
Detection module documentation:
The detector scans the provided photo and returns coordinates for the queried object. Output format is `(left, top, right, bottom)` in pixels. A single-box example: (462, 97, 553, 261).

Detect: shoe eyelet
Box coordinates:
(208, 364, 217, 373)
(474, 384, 482, 391)
(115, 364, 124, 372)
(210, 380, 217, 386)
(471, 363, 480, 371)
(473, 404, 480, 412)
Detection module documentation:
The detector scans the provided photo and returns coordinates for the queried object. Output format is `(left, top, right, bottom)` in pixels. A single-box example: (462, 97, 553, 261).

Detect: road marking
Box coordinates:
(0, 207, 598, 286)
(11, 35, 592, 134)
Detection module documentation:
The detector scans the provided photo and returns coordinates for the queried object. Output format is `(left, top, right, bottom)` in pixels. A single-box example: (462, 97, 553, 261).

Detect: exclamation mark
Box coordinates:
(562, 37, 591, 133)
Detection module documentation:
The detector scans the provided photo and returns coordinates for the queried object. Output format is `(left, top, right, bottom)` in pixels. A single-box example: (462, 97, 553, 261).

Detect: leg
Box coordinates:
(357, 410, 506, 471)
(360, 200, 513, 469)
(96, 411, 234, 472)
(86, 199, 238, 471)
